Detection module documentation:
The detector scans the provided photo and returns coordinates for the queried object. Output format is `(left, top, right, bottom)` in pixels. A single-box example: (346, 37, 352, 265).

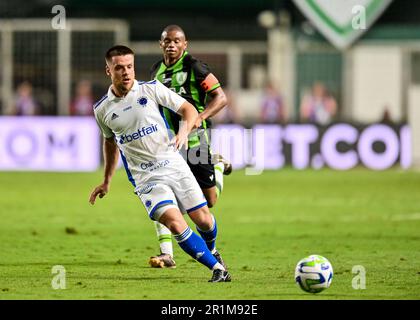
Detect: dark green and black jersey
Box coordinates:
(150, 51, 221, 148)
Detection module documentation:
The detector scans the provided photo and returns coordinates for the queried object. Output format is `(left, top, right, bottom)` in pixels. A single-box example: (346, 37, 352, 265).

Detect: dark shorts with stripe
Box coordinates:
(180, 143, 216, 190)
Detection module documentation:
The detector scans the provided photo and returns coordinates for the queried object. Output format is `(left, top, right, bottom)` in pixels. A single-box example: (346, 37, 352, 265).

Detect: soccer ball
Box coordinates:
(295, 254, 333, 293)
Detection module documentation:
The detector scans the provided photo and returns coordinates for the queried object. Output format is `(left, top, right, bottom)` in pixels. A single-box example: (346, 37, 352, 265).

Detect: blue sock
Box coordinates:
(196, 214, 217, 252)
(174, 227, 218, 270)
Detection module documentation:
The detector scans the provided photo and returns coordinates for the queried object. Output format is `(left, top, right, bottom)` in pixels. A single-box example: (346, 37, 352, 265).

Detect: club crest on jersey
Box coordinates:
(176, 72, 188, 86)
(145, 200, 152, 208)
(162, 77, 172, 84)
(137, 96, 148, 106)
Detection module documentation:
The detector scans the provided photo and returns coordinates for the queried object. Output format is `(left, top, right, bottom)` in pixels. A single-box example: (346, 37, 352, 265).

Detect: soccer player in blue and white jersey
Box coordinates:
(89, 45, 231, 282)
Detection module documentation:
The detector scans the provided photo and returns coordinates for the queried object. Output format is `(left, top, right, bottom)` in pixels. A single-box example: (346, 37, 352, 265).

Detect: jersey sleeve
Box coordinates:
(94, 112, 114, 139)
(153, 79, 186, 113)
(192, 60, 221, 93)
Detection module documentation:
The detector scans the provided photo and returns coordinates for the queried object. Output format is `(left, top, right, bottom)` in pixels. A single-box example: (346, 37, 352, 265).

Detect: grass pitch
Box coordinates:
(0, 168, 419, 300)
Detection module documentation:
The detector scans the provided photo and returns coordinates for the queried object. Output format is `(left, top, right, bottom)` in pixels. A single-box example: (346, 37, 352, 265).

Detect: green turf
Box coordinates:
(0, 168, 419, 299)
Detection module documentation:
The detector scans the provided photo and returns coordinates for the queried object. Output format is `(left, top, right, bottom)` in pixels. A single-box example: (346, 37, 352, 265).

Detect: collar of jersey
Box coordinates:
(107, 80, 139, 102)
(164, 51, 188, 70)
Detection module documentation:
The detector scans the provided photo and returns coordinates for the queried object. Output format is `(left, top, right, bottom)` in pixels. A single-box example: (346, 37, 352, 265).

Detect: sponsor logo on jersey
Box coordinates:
(137, 97, 148, 106)
(176, 72, 188, 86)
(118, 124, 158, 144)
(137, 183, 157, 195)
(123, 106, 132, 112)
(169, 86, 187, 95)
(111, 113, 119, 120)
(140, 159, 170, 171)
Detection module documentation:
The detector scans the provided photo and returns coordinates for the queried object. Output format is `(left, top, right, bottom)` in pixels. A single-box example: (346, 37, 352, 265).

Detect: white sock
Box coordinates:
(214, 162, 224, 197)
(154, 221, 173, 257)
(212, 262, 226, 271)
(160, 242, 173, 257)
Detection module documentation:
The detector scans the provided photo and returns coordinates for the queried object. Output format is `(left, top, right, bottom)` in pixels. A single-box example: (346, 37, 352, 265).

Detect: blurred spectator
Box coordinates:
(70, 80, 94, 116)
(14, 81, 40, 116)
(300, 82, 337, 125)
(380, 107, 394, 125)
(260, 82, 287, 124)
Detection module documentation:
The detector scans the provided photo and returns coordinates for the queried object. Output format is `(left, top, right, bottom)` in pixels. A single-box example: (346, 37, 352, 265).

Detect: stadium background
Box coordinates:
(0, 0, 420, 300)
(0, 0, 419, 170)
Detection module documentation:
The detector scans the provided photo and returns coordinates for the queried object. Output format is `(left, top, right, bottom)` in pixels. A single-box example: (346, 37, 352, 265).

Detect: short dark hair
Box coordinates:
(161, 25, 186, 40)
(105, 45, 134, 63)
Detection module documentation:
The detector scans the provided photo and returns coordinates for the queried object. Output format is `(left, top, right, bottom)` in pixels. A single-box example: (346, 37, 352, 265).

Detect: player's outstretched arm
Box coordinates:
(89, 137, 119, 205)
(174, 101, 198, 150)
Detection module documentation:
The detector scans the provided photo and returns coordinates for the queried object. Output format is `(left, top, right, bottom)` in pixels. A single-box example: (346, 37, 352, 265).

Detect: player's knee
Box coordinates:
(157, 207, 187, 234)
(189, 207, 213, 230)
(164, 219, 185, 234)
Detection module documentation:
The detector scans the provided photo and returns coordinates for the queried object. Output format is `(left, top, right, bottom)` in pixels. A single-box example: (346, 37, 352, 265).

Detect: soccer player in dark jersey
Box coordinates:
(148, 25, 231, 268)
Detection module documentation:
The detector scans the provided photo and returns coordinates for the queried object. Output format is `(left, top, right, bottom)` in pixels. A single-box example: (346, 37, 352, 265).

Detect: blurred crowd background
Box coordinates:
(0, 0, 418, 127)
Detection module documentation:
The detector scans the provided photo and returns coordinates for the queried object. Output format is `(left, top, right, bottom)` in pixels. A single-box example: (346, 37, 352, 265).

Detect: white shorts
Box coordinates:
(135, 170, 207, 221)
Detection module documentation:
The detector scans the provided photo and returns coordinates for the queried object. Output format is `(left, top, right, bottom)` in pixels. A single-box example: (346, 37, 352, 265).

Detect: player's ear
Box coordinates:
(184, 40, 188, 49)
(159, 40, 164, 49)
(105, 64, 111, 76)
